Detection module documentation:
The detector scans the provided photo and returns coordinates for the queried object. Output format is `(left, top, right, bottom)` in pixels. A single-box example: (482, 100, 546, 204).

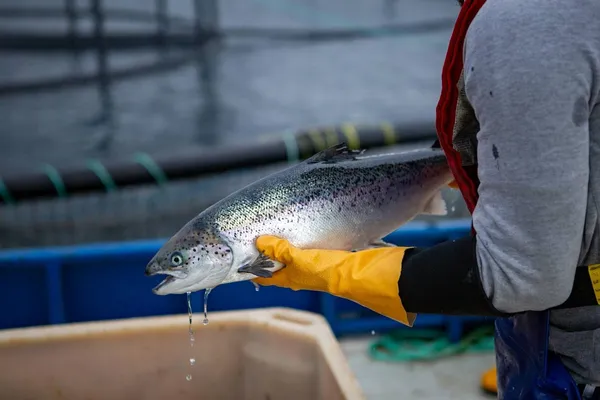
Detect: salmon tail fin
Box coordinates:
(421, 191, 448, 216)
(304, 142, 366, 164)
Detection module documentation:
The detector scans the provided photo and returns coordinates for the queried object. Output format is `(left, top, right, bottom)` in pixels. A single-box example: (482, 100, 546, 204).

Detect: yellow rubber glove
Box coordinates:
(253, 236, 417, 327)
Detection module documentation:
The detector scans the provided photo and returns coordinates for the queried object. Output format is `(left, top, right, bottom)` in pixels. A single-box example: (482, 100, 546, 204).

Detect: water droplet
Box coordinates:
(203, 288, 212, 325)
(451, 206, 456, 212)
(190, 358, 196, 366)
(186, 374, 192, 381)
(252, 281, 260, 292)
(371, 330, 376, 335)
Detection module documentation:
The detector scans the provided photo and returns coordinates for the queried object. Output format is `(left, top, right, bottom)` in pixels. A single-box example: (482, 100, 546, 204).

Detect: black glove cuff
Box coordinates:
(550, 266, 598, 310)
(398, 235, 512, 317)
(398, 235, 599, 316)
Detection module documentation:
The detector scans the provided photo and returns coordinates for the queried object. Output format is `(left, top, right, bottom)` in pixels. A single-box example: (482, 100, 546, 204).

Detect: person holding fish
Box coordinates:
(145, 0, 600, 398)
(251, 0, 600, 398)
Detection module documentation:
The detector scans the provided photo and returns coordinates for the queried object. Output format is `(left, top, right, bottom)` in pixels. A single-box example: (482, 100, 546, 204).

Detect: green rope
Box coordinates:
(86, 159, 117, 192)
(0, 178, 15, 205)
(41, 163, 67, 198)
(133, 152, 168, 186)
(368, 325, 495, 362)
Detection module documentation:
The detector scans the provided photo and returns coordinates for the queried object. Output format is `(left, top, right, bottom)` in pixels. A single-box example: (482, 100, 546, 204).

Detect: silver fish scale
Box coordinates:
(203, 148, 450, 252)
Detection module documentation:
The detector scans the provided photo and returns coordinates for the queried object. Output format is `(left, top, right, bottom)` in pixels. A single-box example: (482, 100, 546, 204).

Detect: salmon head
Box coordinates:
(145, 220, 234, 295)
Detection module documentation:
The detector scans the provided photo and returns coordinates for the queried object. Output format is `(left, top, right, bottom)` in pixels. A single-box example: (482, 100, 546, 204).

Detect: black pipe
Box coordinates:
(0, 122, 436, 204)
(0, 51, 194, 96)
(0, 6, 192, 25)
(0, 18, 455, 51)
(64, 0, 77, 48)
(155, 0, 168, 48)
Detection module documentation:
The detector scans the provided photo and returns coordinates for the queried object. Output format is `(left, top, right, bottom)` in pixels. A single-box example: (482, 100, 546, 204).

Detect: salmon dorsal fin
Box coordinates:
(304, 143, 366, 165)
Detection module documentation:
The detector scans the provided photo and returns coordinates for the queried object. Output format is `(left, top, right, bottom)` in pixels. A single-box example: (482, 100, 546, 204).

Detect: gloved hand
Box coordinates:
(252, 236, 417, 326)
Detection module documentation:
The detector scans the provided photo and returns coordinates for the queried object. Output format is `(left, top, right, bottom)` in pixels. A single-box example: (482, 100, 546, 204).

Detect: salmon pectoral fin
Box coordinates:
(238, 254, 277, 278)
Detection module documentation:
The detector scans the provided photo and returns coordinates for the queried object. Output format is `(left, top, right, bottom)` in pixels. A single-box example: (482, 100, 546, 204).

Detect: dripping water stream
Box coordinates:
(186, 291, 195, 381)
(185, 288, 213, 381)
(203, 288, 212, 325)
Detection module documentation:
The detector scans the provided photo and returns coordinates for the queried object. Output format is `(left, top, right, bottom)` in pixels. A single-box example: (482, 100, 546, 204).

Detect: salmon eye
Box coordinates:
(170, 252, 184, 267)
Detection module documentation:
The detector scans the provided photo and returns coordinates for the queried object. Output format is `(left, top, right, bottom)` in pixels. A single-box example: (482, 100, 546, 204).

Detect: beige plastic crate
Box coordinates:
(0, 307, 365, 400)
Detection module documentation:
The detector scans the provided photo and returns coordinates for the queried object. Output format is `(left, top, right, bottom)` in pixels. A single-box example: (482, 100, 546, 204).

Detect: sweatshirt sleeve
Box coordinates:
(464, 0, 592, 312)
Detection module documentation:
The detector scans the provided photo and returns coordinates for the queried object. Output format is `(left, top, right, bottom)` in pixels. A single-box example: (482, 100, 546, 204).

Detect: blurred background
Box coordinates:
(0, 1, 495, 399)
(0, 0, 472, 249)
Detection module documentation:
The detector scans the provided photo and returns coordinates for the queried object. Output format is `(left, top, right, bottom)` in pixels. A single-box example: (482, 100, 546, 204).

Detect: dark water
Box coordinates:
(0, 0, 466, 248)
(0, 0, 458, 173)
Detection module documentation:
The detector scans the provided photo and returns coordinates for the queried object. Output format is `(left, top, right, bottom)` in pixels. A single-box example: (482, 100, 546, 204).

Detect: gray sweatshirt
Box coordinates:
(463, 0, 600, 384)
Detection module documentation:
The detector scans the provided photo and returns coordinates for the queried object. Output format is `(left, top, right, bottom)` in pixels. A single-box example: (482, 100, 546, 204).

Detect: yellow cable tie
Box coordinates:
(341, 123, 360, 150)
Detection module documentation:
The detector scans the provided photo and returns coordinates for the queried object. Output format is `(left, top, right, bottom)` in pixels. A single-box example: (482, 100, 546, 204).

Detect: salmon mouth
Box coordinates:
(147, 268, 189, 295)
(152, 275, 177, 294)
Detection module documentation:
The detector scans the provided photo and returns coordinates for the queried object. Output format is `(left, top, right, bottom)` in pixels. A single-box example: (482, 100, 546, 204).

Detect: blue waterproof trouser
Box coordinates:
(495, 311, 597, 399)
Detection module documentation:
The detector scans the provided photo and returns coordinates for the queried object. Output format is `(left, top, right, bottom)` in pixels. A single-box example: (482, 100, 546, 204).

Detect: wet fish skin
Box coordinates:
(145, 143, 453, 295)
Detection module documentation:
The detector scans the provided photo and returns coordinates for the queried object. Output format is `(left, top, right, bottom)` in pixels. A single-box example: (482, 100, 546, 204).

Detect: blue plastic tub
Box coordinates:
(0, 218, 488, 340)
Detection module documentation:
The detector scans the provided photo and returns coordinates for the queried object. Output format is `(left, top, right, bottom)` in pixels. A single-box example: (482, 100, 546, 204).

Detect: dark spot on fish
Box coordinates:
(489, 90, 493, 97)
(470, 66, 475, 72)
